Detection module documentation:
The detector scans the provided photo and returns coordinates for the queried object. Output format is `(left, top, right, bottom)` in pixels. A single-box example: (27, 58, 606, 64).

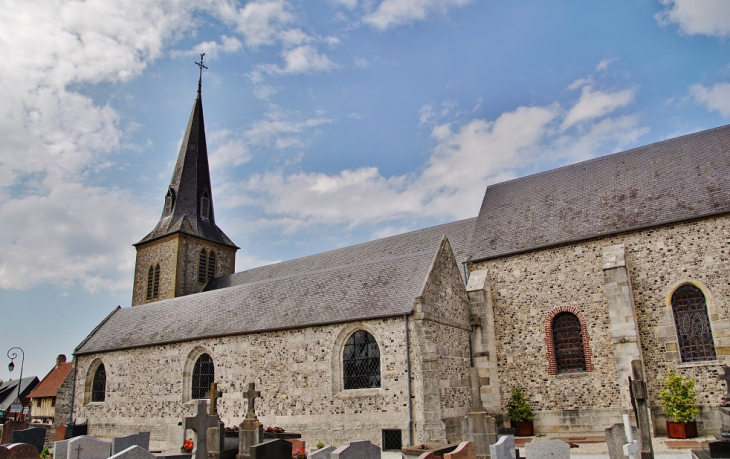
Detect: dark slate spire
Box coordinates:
(136, 80, 237, 248)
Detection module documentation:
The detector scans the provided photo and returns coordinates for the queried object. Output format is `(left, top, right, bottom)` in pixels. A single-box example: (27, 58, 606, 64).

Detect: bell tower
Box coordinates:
(131, 54, 238, 306)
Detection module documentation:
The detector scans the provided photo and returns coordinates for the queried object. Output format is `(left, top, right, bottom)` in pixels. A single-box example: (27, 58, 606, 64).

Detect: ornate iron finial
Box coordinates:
(195, 52, 208, 95)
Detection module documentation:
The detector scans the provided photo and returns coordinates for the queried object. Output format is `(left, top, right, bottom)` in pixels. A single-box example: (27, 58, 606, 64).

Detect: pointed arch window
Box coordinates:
(672, 284, 716, 362)
(343, 330, 381, 390)
(200, 191, 210, 219)
(91, 364, 106, 402)
(146, 266, 154, 300)
(146, 264, 160, 300)
(192, 353, 215, 399)
(198, 250, 208, 283)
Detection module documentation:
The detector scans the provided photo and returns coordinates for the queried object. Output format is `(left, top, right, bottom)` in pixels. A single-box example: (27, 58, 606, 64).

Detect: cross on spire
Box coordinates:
(195, 52, 208, 95)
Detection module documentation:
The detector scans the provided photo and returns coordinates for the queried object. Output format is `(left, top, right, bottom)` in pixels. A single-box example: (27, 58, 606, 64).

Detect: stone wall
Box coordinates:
(132, 235, 236, 306)
(468, 214, 730, 433)
(54, 363, 74, 430)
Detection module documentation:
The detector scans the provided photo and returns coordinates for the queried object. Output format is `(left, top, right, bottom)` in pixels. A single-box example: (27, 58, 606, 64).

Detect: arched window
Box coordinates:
(192, 353, 215, 399)
(91, 364, 106, 402)
(198, 250, 208, 283)
(552, 312, 586, 373)
(207, 251, 216, 281)
(343, 330, 381, 389)
(146, 266, 154, 300)
(672, 284, 716, 362)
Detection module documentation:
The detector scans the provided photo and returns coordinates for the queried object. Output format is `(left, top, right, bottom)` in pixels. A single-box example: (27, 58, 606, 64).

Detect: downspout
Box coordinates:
(404, 314, 413, 447)
(463, 261, 475, 367)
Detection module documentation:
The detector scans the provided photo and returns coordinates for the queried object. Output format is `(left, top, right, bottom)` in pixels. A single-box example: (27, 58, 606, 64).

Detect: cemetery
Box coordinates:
(3, 363, 730, 459)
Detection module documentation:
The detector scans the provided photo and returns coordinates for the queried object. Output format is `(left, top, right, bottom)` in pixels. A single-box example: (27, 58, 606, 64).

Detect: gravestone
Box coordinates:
(444, 442, 476, 459)
(11, 428, 46, 453)
(205, 383, 225, 459)
(605, 423, 639, 459)
(1, 443, 41, 459)
(309, 446, 336, 459)
(2, 421, 29, 445)
(250, 439, 291, 459)
(524, 440, 569, 459)
(66, 435, 112, 459)
(112, 433, 150, 455)
(54, 439, 71, 459)
(331, 441, 381, 459)
(416, 453, 435, 459)
(183, 399, 219, 459)
(109, 446, 156, 459)
(237, 384, 263, 459)
(55, 425, 69, 442)
(490, 435, 516, 459)
(628, 361, 654, 459)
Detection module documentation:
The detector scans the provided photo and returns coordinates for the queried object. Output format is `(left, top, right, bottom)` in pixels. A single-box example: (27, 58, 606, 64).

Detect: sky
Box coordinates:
(1, 0, 730, 380)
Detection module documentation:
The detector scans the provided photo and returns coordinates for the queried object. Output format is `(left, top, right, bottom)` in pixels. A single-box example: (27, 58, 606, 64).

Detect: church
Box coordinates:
(70, 78, 730, 451)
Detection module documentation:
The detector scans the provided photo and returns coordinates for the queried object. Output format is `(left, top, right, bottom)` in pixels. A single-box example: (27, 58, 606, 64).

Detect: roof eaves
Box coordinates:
(74, 306, 122, 355)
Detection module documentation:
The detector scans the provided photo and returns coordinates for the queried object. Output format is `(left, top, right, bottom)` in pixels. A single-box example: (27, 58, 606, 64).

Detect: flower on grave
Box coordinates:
(183, 439, 194, 451)
(293, 448, 307, 459)
(265, 426, 285, 433)
(417, 444, 428, 450)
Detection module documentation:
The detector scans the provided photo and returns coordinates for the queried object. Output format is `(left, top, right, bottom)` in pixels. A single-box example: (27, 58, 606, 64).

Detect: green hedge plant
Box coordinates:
(659, 371, 699, 424)
(507, 386, 534, 422)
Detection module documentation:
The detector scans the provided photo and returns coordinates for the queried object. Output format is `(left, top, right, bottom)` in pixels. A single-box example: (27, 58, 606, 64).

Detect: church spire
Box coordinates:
(135, 61, 237, 250)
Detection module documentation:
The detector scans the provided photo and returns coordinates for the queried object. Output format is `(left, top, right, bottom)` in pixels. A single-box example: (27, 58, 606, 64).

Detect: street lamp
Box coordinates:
(7, 347, 25, 419)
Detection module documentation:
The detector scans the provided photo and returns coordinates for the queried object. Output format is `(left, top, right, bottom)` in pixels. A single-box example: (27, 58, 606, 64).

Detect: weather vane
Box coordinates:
(195, 52, 208, 94)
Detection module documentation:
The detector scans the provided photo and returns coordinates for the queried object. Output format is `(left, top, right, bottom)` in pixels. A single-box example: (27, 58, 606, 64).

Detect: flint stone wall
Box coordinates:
(468, 214, 730, 433)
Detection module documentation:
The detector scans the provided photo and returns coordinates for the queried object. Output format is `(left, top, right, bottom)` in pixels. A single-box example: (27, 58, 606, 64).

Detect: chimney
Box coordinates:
(56, 354, 67, 366)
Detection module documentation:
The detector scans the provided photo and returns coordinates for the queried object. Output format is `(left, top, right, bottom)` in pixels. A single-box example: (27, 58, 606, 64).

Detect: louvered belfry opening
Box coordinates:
(343, 330, 381, 389)
(207, 251, 216, 280)
(153, 264, 160, 299)
(91, 364, 106, 402)
(192, 353, 215, 399)
(552, 312, 586, 373)
(146, 266, 154, 300)
(199, 250, 208, 283)
(672, 284, 716, 362)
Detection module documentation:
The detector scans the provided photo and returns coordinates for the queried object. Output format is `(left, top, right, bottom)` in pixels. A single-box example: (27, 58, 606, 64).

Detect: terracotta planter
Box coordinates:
(666, 420, 698, 439)
(511, 420, 534, 437)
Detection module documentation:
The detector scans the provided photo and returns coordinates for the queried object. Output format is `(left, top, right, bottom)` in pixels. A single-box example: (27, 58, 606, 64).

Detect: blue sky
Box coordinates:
(1, 0, 730, 380)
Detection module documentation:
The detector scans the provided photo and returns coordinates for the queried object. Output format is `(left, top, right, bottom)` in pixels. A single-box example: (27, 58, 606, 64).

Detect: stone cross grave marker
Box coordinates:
(184, 399, 220, 459)
(244, 383, 261, 420)
(628, 360, 654, 459)
(622, 414, 640, 459)
(208, 383, 223, 416)
(605, 423, 639, 459)
(11, 428, 46, 453)
(109, 446, 157, 459)
(719, 366, 730, 403)
(67, 435, 112, 459)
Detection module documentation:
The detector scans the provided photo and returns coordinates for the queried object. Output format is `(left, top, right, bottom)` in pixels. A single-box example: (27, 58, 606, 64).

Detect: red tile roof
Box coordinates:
(27, 363, 72, 399)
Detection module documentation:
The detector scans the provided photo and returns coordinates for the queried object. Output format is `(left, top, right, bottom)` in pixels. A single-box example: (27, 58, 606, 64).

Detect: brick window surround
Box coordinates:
(544, 306, 594, 375)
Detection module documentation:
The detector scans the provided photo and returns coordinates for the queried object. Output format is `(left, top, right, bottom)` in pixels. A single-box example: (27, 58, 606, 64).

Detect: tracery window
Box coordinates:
(192, 353, 215, 399)
(672, 284, 716, 362)
(552, 312, 586, 373)
(198, 250, 208, 283)
(91, 364, 106, 402)
(146, 264, 160, 300)
(343, 330, 381, 390)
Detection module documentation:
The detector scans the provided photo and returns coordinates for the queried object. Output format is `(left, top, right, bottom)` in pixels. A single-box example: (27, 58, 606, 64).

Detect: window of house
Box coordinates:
(91, 364, 106, 402)
(343, 330, 381, 389)
(552, 312, 586, 373)
(198, 250, 208, 283)
(672, 284, 716, 362)
(51, 397, 56, 407)
(192, 353, 215, 399)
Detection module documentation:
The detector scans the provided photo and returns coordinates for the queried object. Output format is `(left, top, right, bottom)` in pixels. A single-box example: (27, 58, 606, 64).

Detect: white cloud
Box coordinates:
(690, 82, 730, 117)
(363, 0, 473, 30)
(656, 0, 730, 37)
(260, 45, 337, 75)
(243, 109, 335, 149)
(171, 36, 243, 59)
(595, 58, 617, 72)
(219, 0, 295, 48)
(354, 56, 371, 68)
(561, 83, 636, 130)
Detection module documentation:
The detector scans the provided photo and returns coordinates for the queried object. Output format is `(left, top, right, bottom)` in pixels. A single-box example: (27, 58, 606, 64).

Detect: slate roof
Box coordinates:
(76, 218, 476, 355)
(0, 377, 39, 411)
(469, 124, 730, 261)
(136, 89, 237, 248)
(27, 363, 72, 399)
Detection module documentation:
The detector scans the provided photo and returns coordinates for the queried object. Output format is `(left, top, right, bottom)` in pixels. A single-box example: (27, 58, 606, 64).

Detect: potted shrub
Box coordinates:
(507, 386, 535, 436)
(659, 371, 699, 439)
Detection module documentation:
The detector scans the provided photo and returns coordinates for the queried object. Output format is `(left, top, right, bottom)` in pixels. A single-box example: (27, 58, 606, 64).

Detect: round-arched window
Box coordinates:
(343, 330, 381, 390)
(192, 353, 215, 399)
